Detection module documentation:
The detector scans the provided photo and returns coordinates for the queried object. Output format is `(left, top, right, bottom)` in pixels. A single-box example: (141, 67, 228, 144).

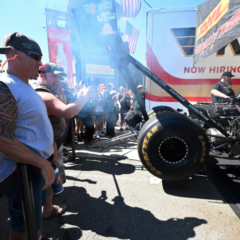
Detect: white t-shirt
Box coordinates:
(0, 74, 54, 182)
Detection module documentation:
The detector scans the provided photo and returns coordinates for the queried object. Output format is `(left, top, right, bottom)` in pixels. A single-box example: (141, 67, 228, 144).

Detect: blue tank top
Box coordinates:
(0, 74, 54, 182)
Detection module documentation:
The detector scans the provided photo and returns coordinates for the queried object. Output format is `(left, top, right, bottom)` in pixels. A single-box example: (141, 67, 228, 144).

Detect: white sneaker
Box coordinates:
(95, 133, 100, 139)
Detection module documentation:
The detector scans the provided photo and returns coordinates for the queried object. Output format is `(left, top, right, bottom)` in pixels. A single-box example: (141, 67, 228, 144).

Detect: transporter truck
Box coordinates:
(145, 7, 240, 112)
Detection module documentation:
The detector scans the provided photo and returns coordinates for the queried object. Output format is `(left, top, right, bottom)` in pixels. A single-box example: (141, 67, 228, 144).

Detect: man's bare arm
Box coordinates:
(36, 86, 96, 118)
(0, 82, 55, 189)
(211, 89, 230, 98)
(0, 82, 18, 141)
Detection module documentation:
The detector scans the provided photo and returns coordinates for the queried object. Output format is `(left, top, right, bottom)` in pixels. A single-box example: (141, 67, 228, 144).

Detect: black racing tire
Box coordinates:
(138, 112, 209, 181)
(147, 106, 176, 119)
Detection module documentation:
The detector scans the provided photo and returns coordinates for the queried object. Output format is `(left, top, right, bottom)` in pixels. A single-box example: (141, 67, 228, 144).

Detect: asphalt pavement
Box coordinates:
(0, 128, 240, 240)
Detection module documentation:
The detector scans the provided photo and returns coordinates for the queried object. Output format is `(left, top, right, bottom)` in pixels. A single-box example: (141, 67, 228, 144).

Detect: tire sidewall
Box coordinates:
(138, 113, 208, 181)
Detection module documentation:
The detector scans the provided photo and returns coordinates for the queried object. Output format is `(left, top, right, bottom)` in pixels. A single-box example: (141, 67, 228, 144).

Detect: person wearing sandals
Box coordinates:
(31, 63, 96, 220)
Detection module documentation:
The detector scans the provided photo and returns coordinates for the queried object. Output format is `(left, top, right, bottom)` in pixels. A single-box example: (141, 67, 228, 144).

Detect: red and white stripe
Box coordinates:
(125, 27, 140, 54)
(121, 0, 142, 18)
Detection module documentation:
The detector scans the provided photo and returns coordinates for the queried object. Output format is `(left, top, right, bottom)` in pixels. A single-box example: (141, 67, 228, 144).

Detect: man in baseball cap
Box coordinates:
(0, 32, 55, 239)
(211, 71, 235, 103)
(38, 62, 67, 94)
(31, 65, 96, 218)
(0, 32, 42, 56)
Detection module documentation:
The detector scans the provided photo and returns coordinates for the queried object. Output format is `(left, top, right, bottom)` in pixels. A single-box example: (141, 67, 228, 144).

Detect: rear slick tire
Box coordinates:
(138, 112, 209, 181)
(147, 106, 176, 119)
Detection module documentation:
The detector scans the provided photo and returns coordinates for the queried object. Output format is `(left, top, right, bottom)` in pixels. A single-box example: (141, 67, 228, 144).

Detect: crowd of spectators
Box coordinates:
(0, 31, 144, 239)
(65, 80, 141, 143)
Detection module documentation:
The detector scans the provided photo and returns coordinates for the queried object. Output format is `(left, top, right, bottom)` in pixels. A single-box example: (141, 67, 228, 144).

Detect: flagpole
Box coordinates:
(143, 0, 152, 8)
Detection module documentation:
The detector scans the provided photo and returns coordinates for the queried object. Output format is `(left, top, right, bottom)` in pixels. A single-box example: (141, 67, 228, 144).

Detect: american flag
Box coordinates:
(121, 0, 142, 18)
(125, 21, 140, 54)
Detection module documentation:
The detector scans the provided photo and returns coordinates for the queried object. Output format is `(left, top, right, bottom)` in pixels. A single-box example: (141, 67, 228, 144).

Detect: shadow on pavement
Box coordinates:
(50, 187, 207, 240)
(48, 186, 207, 240)
(65, 158, 136, 176)
(66, 176, 97, 184)
(162, 176, 224, 201)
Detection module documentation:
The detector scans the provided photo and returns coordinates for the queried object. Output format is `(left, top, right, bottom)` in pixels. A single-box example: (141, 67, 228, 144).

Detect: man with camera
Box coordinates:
(211, 72, 235, 103)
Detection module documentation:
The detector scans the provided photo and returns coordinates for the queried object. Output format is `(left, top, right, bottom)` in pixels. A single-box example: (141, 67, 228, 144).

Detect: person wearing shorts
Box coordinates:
(94, 90, 105, 138)
(31, 63, 96, 219)
(119, 86, 131, 130)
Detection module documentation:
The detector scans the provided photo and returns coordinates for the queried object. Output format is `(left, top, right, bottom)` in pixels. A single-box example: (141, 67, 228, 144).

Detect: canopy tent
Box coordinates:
(193, 0, 240, 64)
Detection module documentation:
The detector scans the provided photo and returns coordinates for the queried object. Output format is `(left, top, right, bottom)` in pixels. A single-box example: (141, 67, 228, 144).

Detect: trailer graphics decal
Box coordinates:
(146, 41, 240, 102)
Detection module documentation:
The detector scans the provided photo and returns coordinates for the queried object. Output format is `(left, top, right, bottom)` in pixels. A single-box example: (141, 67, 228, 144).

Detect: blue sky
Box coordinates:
(0, 0, 205, 66)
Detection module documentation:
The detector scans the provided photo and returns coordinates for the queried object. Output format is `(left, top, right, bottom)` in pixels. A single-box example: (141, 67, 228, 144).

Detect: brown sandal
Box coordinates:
(43, 205, 66, 219)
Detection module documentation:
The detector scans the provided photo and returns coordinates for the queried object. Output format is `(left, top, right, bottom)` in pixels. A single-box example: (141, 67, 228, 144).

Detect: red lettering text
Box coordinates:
(209, 67, 215, 73)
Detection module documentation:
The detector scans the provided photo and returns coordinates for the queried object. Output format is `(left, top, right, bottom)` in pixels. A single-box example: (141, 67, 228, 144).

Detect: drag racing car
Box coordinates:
(189, 97, 240, 159)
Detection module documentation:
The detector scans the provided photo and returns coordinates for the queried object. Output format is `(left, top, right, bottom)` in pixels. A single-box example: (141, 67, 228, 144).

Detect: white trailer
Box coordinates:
(146, 7, 240, 111)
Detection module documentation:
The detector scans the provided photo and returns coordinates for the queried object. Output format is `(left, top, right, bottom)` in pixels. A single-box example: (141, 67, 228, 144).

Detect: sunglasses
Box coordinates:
(20, 50, 42, 61)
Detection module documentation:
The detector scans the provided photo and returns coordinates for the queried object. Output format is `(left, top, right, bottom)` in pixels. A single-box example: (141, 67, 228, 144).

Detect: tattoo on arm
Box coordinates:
(0, 82, 18, 142)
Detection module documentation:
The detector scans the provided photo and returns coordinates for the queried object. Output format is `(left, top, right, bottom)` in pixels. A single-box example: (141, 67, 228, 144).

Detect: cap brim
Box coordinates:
(0, 47, 11, 54)
(53, 71, 67, 77)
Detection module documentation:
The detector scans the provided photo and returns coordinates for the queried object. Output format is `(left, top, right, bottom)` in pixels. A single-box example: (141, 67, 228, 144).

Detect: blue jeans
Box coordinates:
(133, 109, 142, 131)
(5, 173, 47, 232)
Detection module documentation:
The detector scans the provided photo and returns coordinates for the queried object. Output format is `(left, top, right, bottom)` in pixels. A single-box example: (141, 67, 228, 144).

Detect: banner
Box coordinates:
(47, 27, 73, 86)
(193, 0, 240, 64)
(72, 0, 118, 49)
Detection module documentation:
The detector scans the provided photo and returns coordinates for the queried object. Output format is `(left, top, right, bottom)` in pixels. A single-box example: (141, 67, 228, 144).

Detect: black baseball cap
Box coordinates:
(0, 32, 42, 55)
(39, 63, 67, 77)
(221, 72, 235, 78)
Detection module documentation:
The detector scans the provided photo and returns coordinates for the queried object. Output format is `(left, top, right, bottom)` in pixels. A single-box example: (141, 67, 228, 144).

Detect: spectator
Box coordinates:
(128, 89, 134, 97)
(118, 86, 131, 131)
(74, 83, 84, 141)
(61, 80, 74, 104)
(73, 84, 81, 101)
(0, 32, 55, 240)
(99, 84, 107, 133)
(132, 85, 145, 131)
(113, 87, 120, 127)
(60, 80, 74, 148)
(104, 83, 116, 137)
(94, 91, 104, 138)
(70, 87, 75, 94)
(85, 75, 94, 87)
(31, 62, 95, 218)
(132, 85, 145, 111)
(77, 81, 95, 146)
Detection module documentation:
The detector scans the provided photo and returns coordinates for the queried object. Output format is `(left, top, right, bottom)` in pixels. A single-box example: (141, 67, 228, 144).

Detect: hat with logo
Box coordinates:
(99, 84, 105, 88)
(221, 72, 235, 78)
(0, 32, 42, 55)
(39, 63, 67, 77)
(137, 84, 145, 89)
